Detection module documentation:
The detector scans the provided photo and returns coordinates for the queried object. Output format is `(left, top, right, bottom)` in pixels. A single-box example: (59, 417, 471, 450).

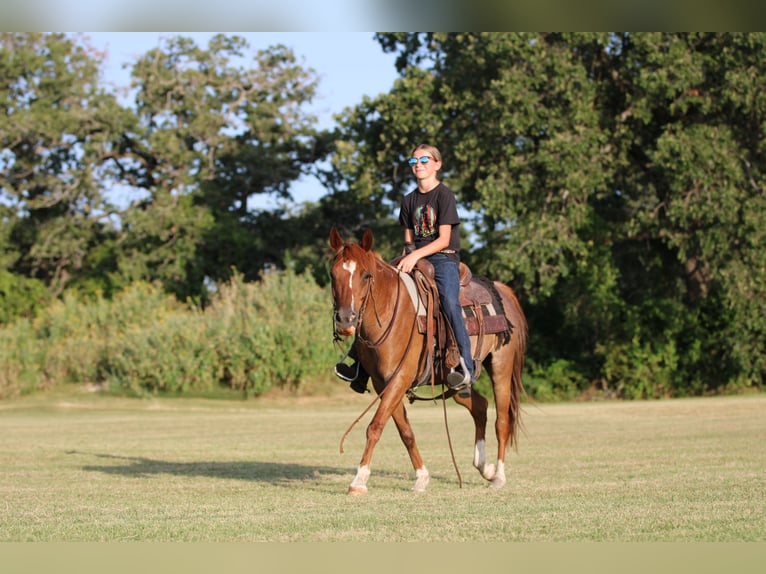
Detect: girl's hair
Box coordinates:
(412, 143, 442, 163)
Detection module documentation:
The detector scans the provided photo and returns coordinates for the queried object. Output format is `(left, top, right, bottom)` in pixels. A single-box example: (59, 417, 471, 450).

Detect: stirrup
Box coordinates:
(446, 358, 472, 398)
(334, 362, 359, 383)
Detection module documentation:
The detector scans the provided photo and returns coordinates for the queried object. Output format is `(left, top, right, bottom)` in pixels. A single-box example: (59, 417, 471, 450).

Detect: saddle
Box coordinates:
(394, 256, 513, 386)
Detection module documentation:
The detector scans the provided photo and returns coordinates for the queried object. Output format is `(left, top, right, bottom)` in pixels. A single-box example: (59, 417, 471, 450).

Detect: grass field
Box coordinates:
(1, 388, 764, 542)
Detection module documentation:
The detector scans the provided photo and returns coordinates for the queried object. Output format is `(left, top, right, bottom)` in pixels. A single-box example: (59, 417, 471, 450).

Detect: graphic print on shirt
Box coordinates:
(414, 203, 437, 239)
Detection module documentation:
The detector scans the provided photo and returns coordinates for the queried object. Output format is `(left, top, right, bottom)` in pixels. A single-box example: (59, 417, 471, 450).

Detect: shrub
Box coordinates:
(524, 359, 583, 402)
(599, 336, 679, 399)
(0, 319, 45, 398)
(203, 269, 337, 396)
(0, 270, 339, 398)
(0, 271, 48, 324)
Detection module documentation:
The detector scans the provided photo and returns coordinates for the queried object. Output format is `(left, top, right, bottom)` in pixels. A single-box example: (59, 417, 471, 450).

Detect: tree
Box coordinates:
(330, 33, 766, 395)
(115, 34, 332, 297)
(1, 33, 334, 311)
(0, 32, 130, 298)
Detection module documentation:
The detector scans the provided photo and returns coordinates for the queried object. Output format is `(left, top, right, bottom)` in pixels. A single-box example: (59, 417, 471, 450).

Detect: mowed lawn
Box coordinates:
(0, 389, 764, 542)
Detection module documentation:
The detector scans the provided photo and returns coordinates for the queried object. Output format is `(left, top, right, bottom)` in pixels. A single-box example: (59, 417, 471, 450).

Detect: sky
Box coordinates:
(83, 32, 400, 208)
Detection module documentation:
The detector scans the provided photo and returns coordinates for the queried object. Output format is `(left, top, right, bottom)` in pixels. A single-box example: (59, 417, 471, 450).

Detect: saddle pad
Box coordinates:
(399, 270, 426, 316)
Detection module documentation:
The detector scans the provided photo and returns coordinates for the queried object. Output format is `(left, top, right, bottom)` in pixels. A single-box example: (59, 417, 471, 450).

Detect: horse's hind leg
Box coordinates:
(391, 401, 429, 492)
(454, 388, 497, 482)
(485, 357, 515, 489)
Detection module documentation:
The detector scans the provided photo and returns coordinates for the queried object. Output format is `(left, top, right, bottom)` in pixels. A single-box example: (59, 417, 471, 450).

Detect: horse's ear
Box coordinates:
(361, 228, 374, 252)
(329, 227, 343, 251)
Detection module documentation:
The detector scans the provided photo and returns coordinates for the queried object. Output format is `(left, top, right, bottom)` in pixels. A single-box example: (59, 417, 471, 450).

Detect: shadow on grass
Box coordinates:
(72, 451, 349, 484)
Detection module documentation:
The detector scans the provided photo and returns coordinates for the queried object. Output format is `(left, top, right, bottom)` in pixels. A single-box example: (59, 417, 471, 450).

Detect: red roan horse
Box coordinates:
(329, 227, 527, 494)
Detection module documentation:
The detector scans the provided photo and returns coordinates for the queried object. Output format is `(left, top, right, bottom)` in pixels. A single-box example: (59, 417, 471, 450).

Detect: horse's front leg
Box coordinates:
(391, 400, 429, 492)
(348, 464, 371, 495)
(348, 383, 406, 495)
(454, 390, 497, 481)
(348, 423, 381, 495)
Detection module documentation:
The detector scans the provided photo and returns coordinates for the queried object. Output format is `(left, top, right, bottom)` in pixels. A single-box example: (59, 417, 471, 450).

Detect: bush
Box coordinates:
(0, 269, 339, 398)
(599, 336, 679, 399)
(0, 319, 45, 399)
(204, 269, 338, 396)
(524, 359, 584, 402)
(0, 271, 49, 325)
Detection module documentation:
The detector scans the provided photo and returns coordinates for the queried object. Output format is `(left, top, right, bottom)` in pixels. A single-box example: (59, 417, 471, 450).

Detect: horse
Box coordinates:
(329, 226, 527, 494)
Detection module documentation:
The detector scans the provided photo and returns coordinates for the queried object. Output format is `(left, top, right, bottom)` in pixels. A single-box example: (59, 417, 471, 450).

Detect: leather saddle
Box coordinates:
(393, 256, 513, 385)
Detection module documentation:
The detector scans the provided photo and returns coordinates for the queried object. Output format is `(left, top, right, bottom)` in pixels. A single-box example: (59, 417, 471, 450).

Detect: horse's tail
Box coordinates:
(497, 282, 528, 451)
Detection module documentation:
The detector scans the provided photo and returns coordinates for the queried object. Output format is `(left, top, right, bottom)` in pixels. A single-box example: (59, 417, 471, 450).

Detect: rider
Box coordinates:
(335, 143, 474, 398)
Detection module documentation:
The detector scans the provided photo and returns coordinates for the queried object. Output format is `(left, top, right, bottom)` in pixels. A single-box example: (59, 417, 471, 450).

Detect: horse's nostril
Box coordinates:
(335, 310, 357, 325)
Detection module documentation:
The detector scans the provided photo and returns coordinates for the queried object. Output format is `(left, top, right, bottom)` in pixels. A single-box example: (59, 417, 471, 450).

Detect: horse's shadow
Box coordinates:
(72, 451, 347, 484)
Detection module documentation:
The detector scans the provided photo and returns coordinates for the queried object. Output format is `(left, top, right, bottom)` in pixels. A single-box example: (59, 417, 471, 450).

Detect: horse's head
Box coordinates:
(329, 227, 375, 337)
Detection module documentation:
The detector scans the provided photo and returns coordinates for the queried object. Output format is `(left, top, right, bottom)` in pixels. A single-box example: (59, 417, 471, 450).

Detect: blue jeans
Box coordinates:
(427, 254, 474, 380)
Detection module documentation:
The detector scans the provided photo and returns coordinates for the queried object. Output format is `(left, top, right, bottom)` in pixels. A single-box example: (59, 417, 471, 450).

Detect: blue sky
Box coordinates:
(84, 32, 399, 207)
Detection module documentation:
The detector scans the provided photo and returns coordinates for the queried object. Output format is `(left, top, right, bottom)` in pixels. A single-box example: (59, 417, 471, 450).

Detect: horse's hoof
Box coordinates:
(412, 478, 430, 493)
(348, 485, 368, 495)
(482, 463, 496, 481)
(489, 476, 506, 489)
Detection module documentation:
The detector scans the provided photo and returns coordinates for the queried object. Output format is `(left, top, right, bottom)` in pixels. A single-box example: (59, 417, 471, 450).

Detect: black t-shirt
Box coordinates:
(398, 182, 461, 261)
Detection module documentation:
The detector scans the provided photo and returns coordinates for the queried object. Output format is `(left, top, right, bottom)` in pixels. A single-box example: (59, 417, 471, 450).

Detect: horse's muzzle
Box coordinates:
(334, 309, 357, 337)
(335, 325, 356, 337)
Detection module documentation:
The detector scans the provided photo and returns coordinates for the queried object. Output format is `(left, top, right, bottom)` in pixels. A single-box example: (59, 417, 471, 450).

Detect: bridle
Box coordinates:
(332, 254, 419, 379)
(332, 257, 377, 344)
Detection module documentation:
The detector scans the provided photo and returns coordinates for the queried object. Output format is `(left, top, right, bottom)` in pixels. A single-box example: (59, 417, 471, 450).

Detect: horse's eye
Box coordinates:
(362, 271, 372, 281)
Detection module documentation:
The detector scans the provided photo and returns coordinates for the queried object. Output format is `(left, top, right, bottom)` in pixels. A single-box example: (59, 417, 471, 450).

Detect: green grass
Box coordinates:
(0, 389, 764, 541)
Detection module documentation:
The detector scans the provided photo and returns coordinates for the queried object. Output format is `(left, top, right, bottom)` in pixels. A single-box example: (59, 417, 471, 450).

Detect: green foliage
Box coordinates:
(600, 337, 680, 400)
(524, 359, 584, 402)
(333, 32, 766, 398)
(0, 270, 48, 324)
(0, 319, 43, 399)
(190, 269, 337, 397)
(0, 269, 337, 398)
(119, 34, 332, 295)
(1, 32, 331, 304)
(101, 309, 221, 397)
(0, 32, 132, 295)
(4, 32, 766, 400)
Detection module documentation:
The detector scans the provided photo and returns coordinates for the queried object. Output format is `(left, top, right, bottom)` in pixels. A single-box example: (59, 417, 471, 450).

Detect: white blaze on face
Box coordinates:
(342, 260, 357, 308)
(342, 260, 356, 287)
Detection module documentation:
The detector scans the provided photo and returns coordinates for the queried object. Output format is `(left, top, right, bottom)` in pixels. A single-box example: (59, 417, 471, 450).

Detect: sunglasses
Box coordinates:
(408, 156, 432, 166)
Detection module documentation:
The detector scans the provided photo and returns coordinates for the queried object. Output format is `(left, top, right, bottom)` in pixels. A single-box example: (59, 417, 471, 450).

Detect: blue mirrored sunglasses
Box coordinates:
(408, 156, 431, 166)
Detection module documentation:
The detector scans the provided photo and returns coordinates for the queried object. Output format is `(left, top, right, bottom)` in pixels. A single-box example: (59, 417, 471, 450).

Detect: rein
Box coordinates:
(356, 264, 403, 349)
